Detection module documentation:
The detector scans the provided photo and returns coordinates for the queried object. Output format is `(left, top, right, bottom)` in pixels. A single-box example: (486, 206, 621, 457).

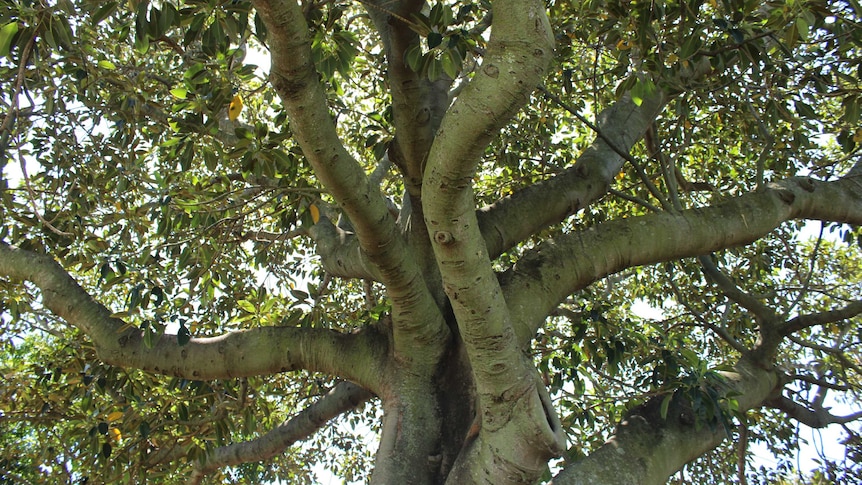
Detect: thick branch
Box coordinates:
(781, 299, 862, 335)
(363, 0, 451, 194)
(423, 0, 564, 481)
(189, 381, 373, 485)
(252, 0, 449, 363)
(503, 173, 862, 345)
(552, 360, 779, 485)
(0, 243, 386, 391)
(425, 0, 554, 390)
(309, 217, 382, 281)
(477, 91, 666, 259)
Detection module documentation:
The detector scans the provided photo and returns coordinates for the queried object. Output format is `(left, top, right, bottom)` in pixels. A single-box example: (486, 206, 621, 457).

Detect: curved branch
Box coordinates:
(423, 0, 565, 481)
(502, 173, 862, 345)
(698, 255, 778, 322)
(309, 217, 383, 281)
(477, 91, 666, 260)
(189, 381, 374, 485)
(0, 243, 387, 392)
(424, 0, 554, 385)
(252, 0, 449, 364)
(781, 299, 862, 336)
(363, 0, 451, 193)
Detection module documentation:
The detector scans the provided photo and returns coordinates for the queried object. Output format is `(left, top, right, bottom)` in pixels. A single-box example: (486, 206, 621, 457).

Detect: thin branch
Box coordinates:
(765, 394, 862, 428)
(666, 267, 749, 354)
(6, 30, 74, 237)
(188, 381, 373, 485)
(789, 373, 852, 392)
(698, 255, 778, 323)
(540, 86, 675, 210)
(608, 187, 662, 213)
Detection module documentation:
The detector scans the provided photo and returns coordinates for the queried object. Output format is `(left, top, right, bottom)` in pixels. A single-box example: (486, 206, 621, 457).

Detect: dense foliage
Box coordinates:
(0, 0, 860, 483)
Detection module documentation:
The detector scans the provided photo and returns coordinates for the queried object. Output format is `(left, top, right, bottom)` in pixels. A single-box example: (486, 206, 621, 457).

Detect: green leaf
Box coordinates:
(142, 321, 155, 349)
(97, 60, 116, 70)
(660, 393, 673, 420)
(427, 57, 442, 81)
(91, 2, 118, 25)
(139, 421, 150, 440)
(427, 32, 443, 49)
(441, 48, 461, 79)
(177, 321, 191, 346)
(404, 43, 424, 72)
(794, 100, 817, 120)
(630, 77, 656, 106)
(0, 21, 18, 58)
(796, 16, 809, 42)
(170, 87, 188, 99)
(178, 403, 189, 421)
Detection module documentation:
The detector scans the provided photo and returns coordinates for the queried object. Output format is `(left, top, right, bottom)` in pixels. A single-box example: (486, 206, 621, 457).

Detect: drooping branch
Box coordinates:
(503, 173, 862, 344)
(0, 243, 386, 391)
(189, 381, 374, 485)
(252, 0, 449, 364)
(477, 91, 666, 260)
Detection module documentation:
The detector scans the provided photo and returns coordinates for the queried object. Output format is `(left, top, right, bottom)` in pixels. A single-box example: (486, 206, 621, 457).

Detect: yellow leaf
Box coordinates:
(616, 171, 625, 181)
(309, 204, 320, 224)
(853, 128, 862, 143)
(110, 427, 122, 441)
(616, 39, 632, 51)
(228, 94, 243, 122)
(107, 411, 123, 422)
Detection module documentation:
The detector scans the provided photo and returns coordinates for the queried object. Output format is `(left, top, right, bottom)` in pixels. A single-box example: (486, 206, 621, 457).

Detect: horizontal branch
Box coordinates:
(502, 173, 862, 345)
(781, 299, 862, 335)
(765, 394, 862, 428)
(309, 217, 383, 281)
(0, 243, 387, 392)
(189, 381, 374, 484)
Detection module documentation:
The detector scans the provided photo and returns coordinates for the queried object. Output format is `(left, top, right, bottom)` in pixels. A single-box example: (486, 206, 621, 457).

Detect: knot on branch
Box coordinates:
(434, 231, 454, 245)
(798, 177, 816, 193)
(483, 64, 499, 78)
(775, 189, 796, 205)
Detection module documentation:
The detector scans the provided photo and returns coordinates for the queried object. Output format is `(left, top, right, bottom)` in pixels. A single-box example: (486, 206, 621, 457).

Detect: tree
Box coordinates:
(0, 0, 861, 483)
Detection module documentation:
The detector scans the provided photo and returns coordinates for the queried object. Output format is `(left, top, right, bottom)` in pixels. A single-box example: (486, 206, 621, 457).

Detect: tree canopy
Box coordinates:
(0, 0, 861, 483)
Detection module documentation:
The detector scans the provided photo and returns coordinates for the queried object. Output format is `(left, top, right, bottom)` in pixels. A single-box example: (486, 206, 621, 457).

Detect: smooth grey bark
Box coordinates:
(2, 0, 861, 483)
(252, 0, 451, 369)
(503, 173, 862, 344)
(0, 242, 386, 390)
